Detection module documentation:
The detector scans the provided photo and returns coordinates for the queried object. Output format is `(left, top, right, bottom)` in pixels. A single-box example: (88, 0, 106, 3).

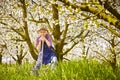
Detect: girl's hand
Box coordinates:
(39, 36, 46, 41)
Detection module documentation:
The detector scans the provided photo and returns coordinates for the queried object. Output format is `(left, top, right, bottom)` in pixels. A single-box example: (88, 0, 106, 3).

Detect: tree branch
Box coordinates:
(98, 0, 120, 20)
(11, 39, 26, 42)
(100, 22, 120, 38)
(0, 21, 25, 39)
(44, 18, 53, 33)
(28, 18, 46, 23)
(81, 30, 89, 39)
(62, 20, 69, 41)
(28, 16, 53, 34)
(0, 21, 8, 26)
(83, 8, 104, 20)
(63, 57, 70, 61)
(11, 27, 25, 39)
(29, 12, 34, 20)
(99, 35, 111, 44)
(62, 29, 89, 55)
(9, 53, 17, 61)
(85, 47, 89, 57)
(116, 51, 120, 55)
(58, 0, 120, 29)
(115, 41, 120, 46)
(95, 55, 108, 63)
(92, 49, 111, 63)
(2, 40, 17, 61)
(22, 52, 27, 59)
(9, 14, 20, 24)
(63, 41, 79, 55)
(68, 29, 84, 42)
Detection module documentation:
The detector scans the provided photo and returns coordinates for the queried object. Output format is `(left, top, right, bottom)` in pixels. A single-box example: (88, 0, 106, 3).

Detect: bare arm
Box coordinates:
(45, 38, 51, 47)
(37, 36, 51, 51)
(36, 41, 41, 52)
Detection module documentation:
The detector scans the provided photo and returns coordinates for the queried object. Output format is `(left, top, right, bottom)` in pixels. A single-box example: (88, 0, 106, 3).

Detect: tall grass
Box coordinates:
(0, 60, 120, 80)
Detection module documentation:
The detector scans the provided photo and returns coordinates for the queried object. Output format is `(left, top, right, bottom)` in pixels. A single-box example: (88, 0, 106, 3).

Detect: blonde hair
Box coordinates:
(37, 27, 48, 34)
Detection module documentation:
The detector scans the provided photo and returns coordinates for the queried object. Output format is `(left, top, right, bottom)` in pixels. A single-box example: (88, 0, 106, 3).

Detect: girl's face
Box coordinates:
(39, 30, 48, 37)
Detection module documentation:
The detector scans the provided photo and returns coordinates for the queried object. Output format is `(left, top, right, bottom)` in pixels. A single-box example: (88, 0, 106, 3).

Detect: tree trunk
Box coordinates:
(56, 53, 63, 61)
(16, 59, 22, 65)
(21, 0, 38, 60)
(110, 56, 117, 70)
(0, 54, 2, 64)
(52, 4, 65, 61)
(26, 36, 38, 60)
(110, 39, 117, 69)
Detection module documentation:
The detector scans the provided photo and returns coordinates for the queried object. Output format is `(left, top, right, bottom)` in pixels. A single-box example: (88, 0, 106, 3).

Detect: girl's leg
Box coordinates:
(34, 54, 42, 70)
(31, 52, 42, 76)
(50, 56, 58, 70)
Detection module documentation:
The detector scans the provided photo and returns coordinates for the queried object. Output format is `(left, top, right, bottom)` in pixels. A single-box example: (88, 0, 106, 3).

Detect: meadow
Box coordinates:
(0, 60, 120, 80)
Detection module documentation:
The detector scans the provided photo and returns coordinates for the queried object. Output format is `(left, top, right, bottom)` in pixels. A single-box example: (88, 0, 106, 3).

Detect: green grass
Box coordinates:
(0, 60, 120, 80)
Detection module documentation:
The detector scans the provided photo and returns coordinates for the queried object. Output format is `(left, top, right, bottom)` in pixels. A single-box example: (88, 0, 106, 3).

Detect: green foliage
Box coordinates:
(94, 20, 100, 28)
(0, 60, 120, 80)
(31, 5, 37, 11)
(83, 21, 88, 29)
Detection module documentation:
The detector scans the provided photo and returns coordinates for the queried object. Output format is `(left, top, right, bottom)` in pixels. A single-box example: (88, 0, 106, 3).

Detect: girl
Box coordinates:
(32, 27, 57, 76)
